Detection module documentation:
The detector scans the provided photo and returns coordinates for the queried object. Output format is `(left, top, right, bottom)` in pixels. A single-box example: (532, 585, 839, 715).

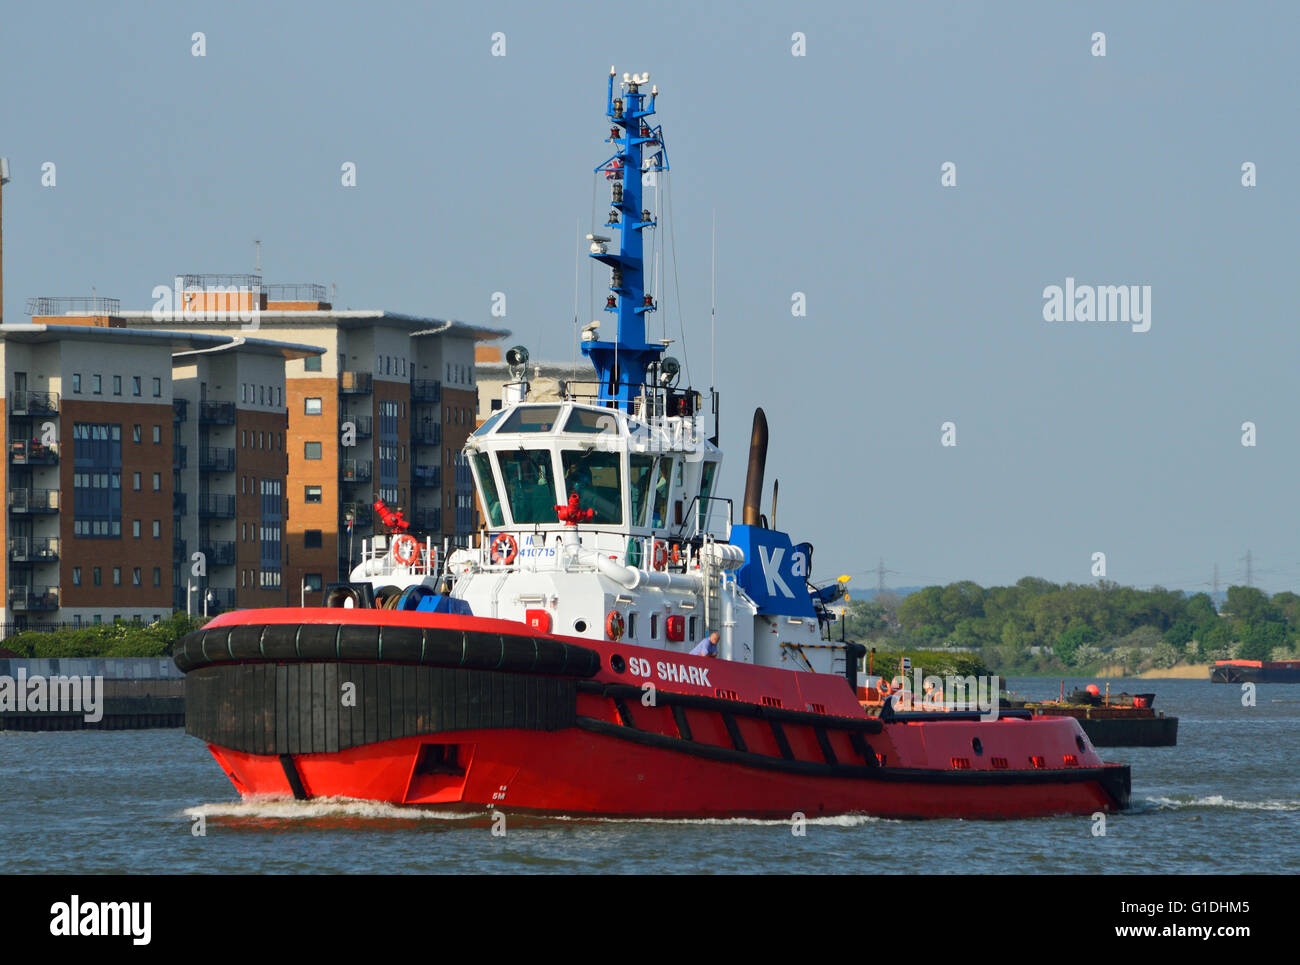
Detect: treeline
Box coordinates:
(842, 579, 1299, 673)
(1, 613, 205, 659)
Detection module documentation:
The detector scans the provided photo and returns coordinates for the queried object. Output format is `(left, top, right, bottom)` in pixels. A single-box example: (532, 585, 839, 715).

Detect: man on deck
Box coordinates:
(690, 631, 720, 658)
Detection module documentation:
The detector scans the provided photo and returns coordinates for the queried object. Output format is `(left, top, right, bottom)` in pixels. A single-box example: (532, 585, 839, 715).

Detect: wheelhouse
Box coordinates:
(466, 401, 726, 542)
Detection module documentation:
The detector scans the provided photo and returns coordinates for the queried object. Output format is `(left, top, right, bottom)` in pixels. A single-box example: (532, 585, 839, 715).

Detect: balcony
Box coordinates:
(341, 459, 372, 483)
(411, 380, 442, 403)
(8, 489, 60, 514)
(9, 586, 59, 611)
(412, 466, 442, 489)
(8, 537, 60, 563)
(173, 491, 187, 516)
(197, 493, 235, 518)
(199, 401, 236, 425)
(411, 421, 442, 447)
(342, 506, 373, 529)
(199, 446, 235, 471)
(173, 444, 188, 470)
(205, 587, 237, 613)
(340, 414, 372, 438)
(9, 390, 60, 415)
(339, 372, 372, 395)
(173, 538, 186, 561)
(199, 540, 236, 566)
(410, 508, 441, 531)
(173, 398, 189, 422)
(9, 440, 59, 465)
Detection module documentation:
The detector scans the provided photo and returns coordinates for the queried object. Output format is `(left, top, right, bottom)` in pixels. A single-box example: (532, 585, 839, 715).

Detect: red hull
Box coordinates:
(183, 608, 1130, 820)
(208, 729, 1124, 820)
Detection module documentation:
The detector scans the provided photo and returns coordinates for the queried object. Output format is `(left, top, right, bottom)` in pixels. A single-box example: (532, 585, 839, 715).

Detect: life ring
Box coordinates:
(490, 533, 518, 565)
(606, 610, 625, 641)
(652, 542, 668, 571)
(391, 535, 419, 566)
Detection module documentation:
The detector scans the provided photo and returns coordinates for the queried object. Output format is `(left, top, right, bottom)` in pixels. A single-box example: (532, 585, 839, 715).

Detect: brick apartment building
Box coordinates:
(114, 276, 507, 595)
(1, 305, 319, 630)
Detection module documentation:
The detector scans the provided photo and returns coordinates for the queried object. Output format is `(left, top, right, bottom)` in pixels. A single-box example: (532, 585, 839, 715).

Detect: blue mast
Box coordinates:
(582, 67, 669, 412)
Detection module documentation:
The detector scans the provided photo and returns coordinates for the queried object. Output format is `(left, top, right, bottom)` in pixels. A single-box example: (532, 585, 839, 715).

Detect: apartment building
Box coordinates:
(1, 306, 318, 631)
(115, 277, 507, 594)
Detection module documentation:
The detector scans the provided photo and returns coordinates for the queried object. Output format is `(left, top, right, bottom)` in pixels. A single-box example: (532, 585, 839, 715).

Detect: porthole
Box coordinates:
(971, 737, 983, 756)
(1076, 734, 1087, 753)
(574, 619, 588, 633)
(610, 654, 627, 674)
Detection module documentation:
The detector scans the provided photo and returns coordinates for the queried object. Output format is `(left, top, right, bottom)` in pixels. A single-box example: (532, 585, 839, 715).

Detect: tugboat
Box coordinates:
(176, 68, 1130, 818)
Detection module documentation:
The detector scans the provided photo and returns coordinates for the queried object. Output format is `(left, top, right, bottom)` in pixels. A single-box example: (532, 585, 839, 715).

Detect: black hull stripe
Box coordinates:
(575, 714, 1130, 797)
(577, 681, 884, 734)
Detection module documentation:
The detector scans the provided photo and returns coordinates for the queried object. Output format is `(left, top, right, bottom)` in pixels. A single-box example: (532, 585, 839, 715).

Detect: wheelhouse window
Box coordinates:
(473, 409, 506, 437)
(629, 454, 655, 527)
(651, 458, 673, 529)
(496, 449, 558, 524)
(498, 405, 560, 434)
(563, 407, 618, 435)
(471, 451, 505, 527)
(696, 461, 718, 528)
(561, 450, 622, 525)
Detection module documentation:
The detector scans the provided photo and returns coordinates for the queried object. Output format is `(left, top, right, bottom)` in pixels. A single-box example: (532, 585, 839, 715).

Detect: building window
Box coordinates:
(93, 567, 102, 586)
(304, 485, 322, 503)
(132, 376, 141, 396)
(304, 530, 322, 548)
(153, 425, 161, 444)
(132, 520, 141, 538)
(152, 519, 161, 538)
(113, 567, 121, 586)
(153, 377, 161, 397)
(132, 567, 142, 586)
(133, 472, 141, 491)
(241, 384, 247, 403)
(131, 424, 141, 443)
(304, 573, 323, 592)
(305, 397, 322, 415)
(259, 386, 265, 405)
(241, 429, 247, 448)
(92, 374, 102, 394)
(113, 375, 122, 396)
(305, 355, 322, 372)
(73, 373, 82, 393)
(153, 567, 161, 586)
(73, 567, 82, 586)
(305, 442, 322, 460)
(152, 473, 161, 491)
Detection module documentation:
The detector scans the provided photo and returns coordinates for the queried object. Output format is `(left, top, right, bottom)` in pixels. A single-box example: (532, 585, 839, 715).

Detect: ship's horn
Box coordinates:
(743, 408, 769, 527)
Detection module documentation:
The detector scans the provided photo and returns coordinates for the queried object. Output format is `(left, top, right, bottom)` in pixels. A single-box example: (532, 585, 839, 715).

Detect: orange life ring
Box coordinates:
(490, 533, 518, 565)
(652, 542, 668, 571)
(606, 610, 625, 641)
(391, 534, 419, 566)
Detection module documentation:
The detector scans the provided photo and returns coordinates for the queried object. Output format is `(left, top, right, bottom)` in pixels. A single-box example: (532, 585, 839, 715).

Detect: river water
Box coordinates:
(3, 677, 1296, 874)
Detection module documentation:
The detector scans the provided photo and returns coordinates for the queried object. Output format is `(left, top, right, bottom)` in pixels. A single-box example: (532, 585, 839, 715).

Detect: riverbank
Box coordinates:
(1094, 663, 1210, 680)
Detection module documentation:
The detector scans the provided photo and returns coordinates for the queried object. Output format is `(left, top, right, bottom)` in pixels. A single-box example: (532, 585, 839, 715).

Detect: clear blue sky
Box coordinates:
(3, 1, 1297, 593)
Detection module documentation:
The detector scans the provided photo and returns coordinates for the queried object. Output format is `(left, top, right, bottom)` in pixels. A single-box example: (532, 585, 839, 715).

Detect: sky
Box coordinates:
(2, 1, 1297, 594)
